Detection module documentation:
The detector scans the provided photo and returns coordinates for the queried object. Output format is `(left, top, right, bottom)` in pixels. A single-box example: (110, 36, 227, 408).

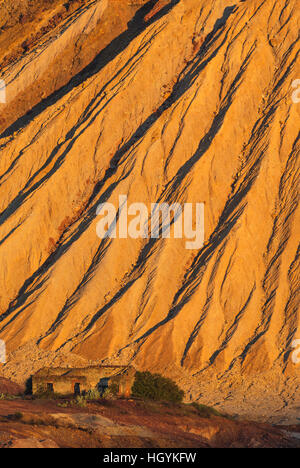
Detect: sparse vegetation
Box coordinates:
(102, 387, 116, 400)
(34, 389, 62, 400)
(57, 401, 70, 408)
(57, 395, 87, 408)
(58, 385, 118, 406)
(132, 371, 184, 403)
(130, 398, 226, 420)
(75, 395, 87, 408)
(85, 388, 101, 400)
(191, 402, 225, 419)
(0, 393, 19, 400)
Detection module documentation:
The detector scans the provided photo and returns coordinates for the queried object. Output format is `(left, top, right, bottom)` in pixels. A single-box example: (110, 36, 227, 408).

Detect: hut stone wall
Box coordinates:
(32, 365, 136, 397)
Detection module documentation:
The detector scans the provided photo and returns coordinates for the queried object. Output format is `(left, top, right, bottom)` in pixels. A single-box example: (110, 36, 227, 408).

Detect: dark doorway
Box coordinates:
(98, 378, 109, 395)
(74, 382, 81, 395)
(47, 383, 54, 393)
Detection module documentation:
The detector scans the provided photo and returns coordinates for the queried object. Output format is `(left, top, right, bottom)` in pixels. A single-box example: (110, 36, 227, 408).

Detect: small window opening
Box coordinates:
(74, 382, 81, 395)
(47, 383, 54, 393)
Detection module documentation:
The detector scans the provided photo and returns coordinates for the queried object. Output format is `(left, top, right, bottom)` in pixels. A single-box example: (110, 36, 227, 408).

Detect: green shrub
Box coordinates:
(191, 402, 224, 418)
(102, 387, 116, 400)
(85, 389, 101, 400)
(0, 393, 18, 400)
(57, 399, 77, 408)
(75, 395, 87, 407)
(57, 401, 70, 408)
(132, 371, 184, 403)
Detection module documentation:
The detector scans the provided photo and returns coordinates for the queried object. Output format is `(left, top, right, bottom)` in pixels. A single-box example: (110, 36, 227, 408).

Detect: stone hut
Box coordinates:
(32, 365, 136, 397)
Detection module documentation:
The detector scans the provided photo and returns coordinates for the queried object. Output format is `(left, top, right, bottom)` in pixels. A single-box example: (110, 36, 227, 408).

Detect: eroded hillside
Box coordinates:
(0, 0, 299, 422)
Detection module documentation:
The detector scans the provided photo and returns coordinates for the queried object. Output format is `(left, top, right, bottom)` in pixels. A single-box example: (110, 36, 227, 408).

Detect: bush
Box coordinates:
(192, 402, 224, 418)
(132, 371, 184, 403)
(102, 387, 116, 400)
(85, 389, 101, 400)
(57, 401, 70, 408)
(75, 395, 87, 408)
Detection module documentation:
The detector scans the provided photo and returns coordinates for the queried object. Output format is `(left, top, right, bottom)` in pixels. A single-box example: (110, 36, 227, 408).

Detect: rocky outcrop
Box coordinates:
(0, 401, 299, 448)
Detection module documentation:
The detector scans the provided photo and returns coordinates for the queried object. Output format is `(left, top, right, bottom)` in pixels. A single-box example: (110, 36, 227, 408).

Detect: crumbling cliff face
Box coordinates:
(0, 0, 299, 420)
